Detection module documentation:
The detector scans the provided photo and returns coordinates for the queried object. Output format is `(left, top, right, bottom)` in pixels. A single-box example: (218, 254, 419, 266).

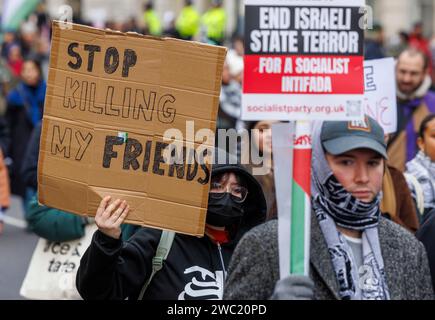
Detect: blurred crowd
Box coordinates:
(1, 1, 435, 236)
(0, 0, 237, 233)
(3, 0, 435, 301)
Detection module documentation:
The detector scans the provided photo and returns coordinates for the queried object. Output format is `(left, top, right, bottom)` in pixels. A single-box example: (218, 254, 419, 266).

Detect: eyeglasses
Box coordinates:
(209, 182, 249, 203)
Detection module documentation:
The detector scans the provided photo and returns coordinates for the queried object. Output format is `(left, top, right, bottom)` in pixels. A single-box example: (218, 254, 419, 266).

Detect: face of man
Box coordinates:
(396, 52, 426, 95)
(325, 149, 384, 203)
(418, 118, 435, 162)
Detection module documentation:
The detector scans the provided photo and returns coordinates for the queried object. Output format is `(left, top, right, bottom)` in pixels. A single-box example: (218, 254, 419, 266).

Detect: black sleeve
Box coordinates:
(21, 122, 41, 189)
(76, 227, 162, 300)
(0, 115, 10, 155)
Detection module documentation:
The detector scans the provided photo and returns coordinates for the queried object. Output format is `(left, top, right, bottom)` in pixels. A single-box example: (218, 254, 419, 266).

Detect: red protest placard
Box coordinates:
(243, 0, 366, 120)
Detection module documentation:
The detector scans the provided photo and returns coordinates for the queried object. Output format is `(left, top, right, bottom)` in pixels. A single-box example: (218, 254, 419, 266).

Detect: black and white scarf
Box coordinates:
(406, 151, 435, 211)
(311, 121, 390, 300)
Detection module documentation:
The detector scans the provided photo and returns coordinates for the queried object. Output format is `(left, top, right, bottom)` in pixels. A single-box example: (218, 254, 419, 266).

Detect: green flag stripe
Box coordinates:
(3, 0, 40, 30)
(290, 181, 306, 275)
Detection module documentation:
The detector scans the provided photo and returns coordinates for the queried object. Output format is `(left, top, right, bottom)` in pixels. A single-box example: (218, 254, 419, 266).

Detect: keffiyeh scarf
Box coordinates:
(406, 151, 435, 210)
(311, 121, 390, 300)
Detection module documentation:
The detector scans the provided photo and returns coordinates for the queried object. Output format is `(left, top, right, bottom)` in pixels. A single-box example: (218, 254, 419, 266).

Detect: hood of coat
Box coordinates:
(210, 148, 267, 242)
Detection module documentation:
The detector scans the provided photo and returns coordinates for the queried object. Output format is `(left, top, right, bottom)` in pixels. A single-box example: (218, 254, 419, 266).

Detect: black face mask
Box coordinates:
(206, 193, 244, 227)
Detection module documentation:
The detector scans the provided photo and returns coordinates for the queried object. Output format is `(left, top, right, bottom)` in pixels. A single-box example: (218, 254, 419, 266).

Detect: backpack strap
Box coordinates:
(404, 173, 425, 216)
(137, 230, 175, 300)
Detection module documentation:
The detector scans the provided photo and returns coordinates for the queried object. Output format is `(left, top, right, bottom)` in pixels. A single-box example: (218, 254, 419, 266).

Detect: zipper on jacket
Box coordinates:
(217, 243, 227, 282)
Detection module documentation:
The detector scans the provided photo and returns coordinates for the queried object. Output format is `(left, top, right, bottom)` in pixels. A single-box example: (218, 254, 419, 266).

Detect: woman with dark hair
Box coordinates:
(245, 120, 278, 220)
(405, 113, 435, 222)
(413, 113, 435, 293)
(5, 59, 46, 205)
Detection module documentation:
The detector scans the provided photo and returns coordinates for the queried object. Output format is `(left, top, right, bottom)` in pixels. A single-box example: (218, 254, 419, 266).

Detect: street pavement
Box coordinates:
(0, 196, 38, 300)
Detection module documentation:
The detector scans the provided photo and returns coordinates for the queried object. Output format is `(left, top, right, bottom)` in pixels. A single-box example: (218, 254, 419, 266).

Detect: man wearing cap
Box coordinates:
(224, 116, 434, 300)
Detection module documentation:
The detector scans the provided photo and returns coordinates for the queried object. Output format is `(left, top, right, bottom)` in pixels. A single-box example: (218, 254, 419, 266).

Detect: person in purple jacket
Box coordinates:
(388, 48, 435, 171)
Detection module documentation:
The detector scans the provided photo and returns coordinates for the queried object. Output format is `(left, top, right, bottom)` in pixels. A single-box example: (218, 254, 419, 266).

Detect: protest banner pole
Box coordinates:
(290, 121, 312, 275)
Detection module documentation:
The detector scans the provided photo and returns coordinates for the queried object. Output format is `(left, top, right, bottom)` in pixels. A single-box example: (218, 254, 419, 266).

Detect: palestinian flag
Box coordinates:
(290, 121, 312, 275)
(1, 0, 40, 31)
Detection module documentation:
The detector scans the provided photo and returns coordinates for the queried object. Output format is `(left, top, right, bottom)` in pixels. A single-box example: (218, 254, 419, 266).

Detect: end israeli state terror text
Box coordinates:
(250, 7, 359, 93)
(250, 7, 359, 54)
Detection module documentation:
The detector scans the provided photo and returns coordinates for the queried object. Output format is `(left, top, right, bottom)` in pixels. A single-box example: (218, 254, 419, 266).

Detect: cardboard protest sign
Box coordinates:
(242, 0, 366, 120)
(363, 58, 397, 134)
(38, 21, 226, 236)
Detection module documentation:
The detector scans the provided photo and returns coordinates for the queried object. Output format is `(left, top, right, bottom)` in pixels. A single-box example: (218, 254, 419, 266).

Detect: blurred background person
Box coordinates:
(201, 0, 226, 45)
(387, 31, 409, 58)
(405, 114, 435, 223)
(364, 23, 386, 60)
(122, 17, 142, 34)
(6, 45, 23, 78)
(409, 22, 432, 74)
(143, 2, 162, 36)
(246, 120, 278, 221)
(1, 29, 17, 60)
(175, 0, 200, 41)
(388, 48, 435, 171)
(226, 34, 244, 83)
(5, 59, 45, 213)
(162, 11, 179, 38)
(217, 61, 243, 132)
(18, 20, 39, 60)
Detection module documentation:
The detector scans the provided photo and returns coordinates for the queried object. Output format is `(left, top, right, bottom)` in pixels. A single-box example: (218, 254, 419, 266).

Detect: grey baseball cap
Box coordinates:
(321, 116, 387, 159)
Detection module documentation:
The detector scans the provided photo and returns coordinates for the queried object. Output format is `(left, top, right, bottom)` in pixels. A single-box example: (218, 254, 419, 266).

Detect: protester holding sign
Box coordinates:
(224, 116, 433, 300)
(76, 148, 266, 300)
(388, 48, 435, 171)
(38, 22, 227, 236)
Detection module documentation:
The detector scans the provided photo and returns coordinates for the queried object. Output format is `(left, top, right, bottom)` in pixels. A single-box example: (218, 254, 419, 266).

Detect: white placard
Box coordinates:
(363, 58, 397, 134)
(272, 122, 294, 279)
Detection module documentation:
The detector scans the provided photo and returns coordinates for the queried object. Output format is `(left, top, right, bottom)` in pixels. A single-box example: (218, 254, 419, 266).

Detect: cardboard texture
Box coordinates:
(38, 21, 226, 236)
